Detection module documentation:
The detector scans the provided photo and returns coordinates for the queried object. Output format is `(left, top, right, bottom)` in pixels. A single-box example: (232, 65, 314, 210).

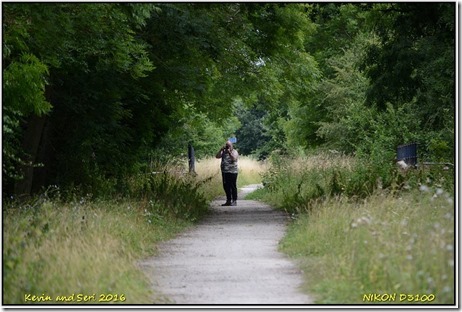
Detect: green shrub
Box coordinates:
(259, 152, 454, 214)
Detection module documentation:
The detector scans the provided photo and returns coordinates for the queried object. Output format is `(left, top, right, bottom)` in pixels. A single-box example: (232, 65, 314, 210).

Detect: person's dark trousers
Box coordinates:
(222, 172, 238, 203)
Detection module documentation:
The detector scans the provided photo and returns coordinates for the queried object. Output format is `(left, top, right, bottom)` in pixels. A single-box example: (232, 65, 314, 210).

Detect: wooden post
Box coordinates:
(188, 143, 196, 174)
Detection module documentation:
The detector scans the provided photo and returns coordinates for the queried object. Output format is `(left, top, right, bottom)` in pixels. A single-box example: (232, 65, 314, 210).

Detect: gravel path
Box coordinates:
(139, 185, 313, 305)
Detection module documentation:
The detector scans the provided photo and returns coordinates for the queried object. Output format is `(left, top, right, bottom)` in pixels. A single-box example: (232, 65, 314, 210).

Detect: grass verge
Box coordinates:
(3, 198, 190, 304)
(254, 152, 455, 304)
(3, 155, 265, 304)
(281, 191, 454, 304)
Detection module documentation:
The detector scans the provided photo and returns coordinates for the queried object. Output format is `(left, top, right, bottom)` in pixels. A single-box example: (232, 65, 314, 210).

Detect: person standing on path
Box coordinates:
(216, 141, 239, 206)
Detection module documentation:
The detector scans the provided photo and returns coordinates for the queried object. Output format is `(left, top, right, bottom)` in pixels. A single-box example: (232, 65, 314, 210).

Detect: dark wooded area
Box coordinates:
(3, 3, 455, 198)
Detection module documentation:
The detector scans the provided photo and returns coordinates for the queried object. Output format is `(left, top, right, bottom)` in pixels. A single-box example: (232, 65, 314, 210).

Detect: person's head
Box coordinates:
(225, 141, 233, 150)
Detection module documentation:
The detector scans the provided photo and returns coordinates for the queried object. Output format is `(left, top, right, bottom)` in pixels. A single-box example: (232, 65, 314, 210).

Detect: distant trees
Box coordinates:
(362, 3, 455, 162)
(2, 3, 455, 198)
(245, 3, 454, 165)
(237, 3, 454, 163)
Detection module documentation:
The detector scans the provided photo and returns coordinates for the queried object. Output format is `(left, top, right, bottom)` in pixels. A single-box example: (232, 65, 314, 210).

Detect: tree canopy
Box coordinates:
(2, 2, 455, 198)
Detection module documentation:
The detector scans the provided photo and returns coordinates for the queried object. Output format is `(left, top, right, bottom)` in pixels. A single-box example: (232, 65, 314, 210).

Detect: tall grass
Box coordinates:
(281, 191, 454, 304)
(3, 155, 265, 304)
(3, 164, 204, 304)
(3, 198, 189, 304)
(254, 152, 455, 304)
(193, 156, 267, 200)
(254, 152, 356, 212)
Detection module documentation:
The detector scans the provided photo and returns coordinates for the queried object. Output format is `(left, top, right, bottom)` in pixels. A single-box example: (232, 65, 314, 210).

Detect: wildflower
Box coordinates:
(419, 185, 430, 192)
(357, 216, 372, 225)
(351, 216, 372, 229)
(427, 277, 434, 286)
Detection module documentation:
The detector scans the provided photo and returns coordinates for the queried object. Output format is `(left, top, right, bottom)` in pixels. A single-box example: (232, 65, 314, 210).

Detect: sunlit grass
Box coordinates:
(237, 156, 268, 187)
(194, 156, 267, 200)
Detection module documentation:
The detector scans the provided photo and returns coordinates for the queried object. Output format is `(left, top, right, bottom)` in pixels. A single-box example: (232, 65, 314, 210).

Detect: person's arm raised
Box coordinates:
(229, 150, 238, 162)
(216, 147, 225, 159)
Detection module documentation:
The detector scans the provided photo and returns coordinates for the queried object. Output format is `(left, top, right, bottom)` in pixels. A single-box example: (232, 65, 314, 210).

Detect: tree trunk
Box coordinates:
(14, 115, 47, 197)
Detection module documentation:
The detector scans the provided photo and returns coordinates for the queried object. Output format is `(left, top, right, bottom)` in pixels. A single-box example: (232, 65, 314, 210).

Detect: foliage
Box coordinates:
(2, 3, 324, 197)
(362, 3, 454, 113)
(253, 151, 455, 303)
(314, 31, 373, 153)
(258, 152, 454, 215)
(153, 111, 240, 162)
(363, 3, 454, 163)
(3, 53, 51, 116)
(126, 172, 209, 222)
(3, 3, 455, 305)
(2, 51, 52, 185)
(3, 3, 454, 197)
(2, 3, 158, 196)
(296, 3, 453, 164)
(234, 99, 272, 158)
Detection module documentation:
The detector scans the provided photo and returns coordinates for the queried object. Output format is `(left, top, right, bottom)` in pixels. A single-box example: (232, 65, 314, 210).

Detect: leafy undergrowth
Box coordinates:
(255, 152, 455, 304)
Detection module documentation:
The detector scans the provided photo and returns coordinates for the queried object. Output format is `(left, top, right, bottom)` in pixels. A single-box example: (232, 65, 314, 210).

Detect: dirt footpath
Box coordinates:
(139, 185, 313, 305)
